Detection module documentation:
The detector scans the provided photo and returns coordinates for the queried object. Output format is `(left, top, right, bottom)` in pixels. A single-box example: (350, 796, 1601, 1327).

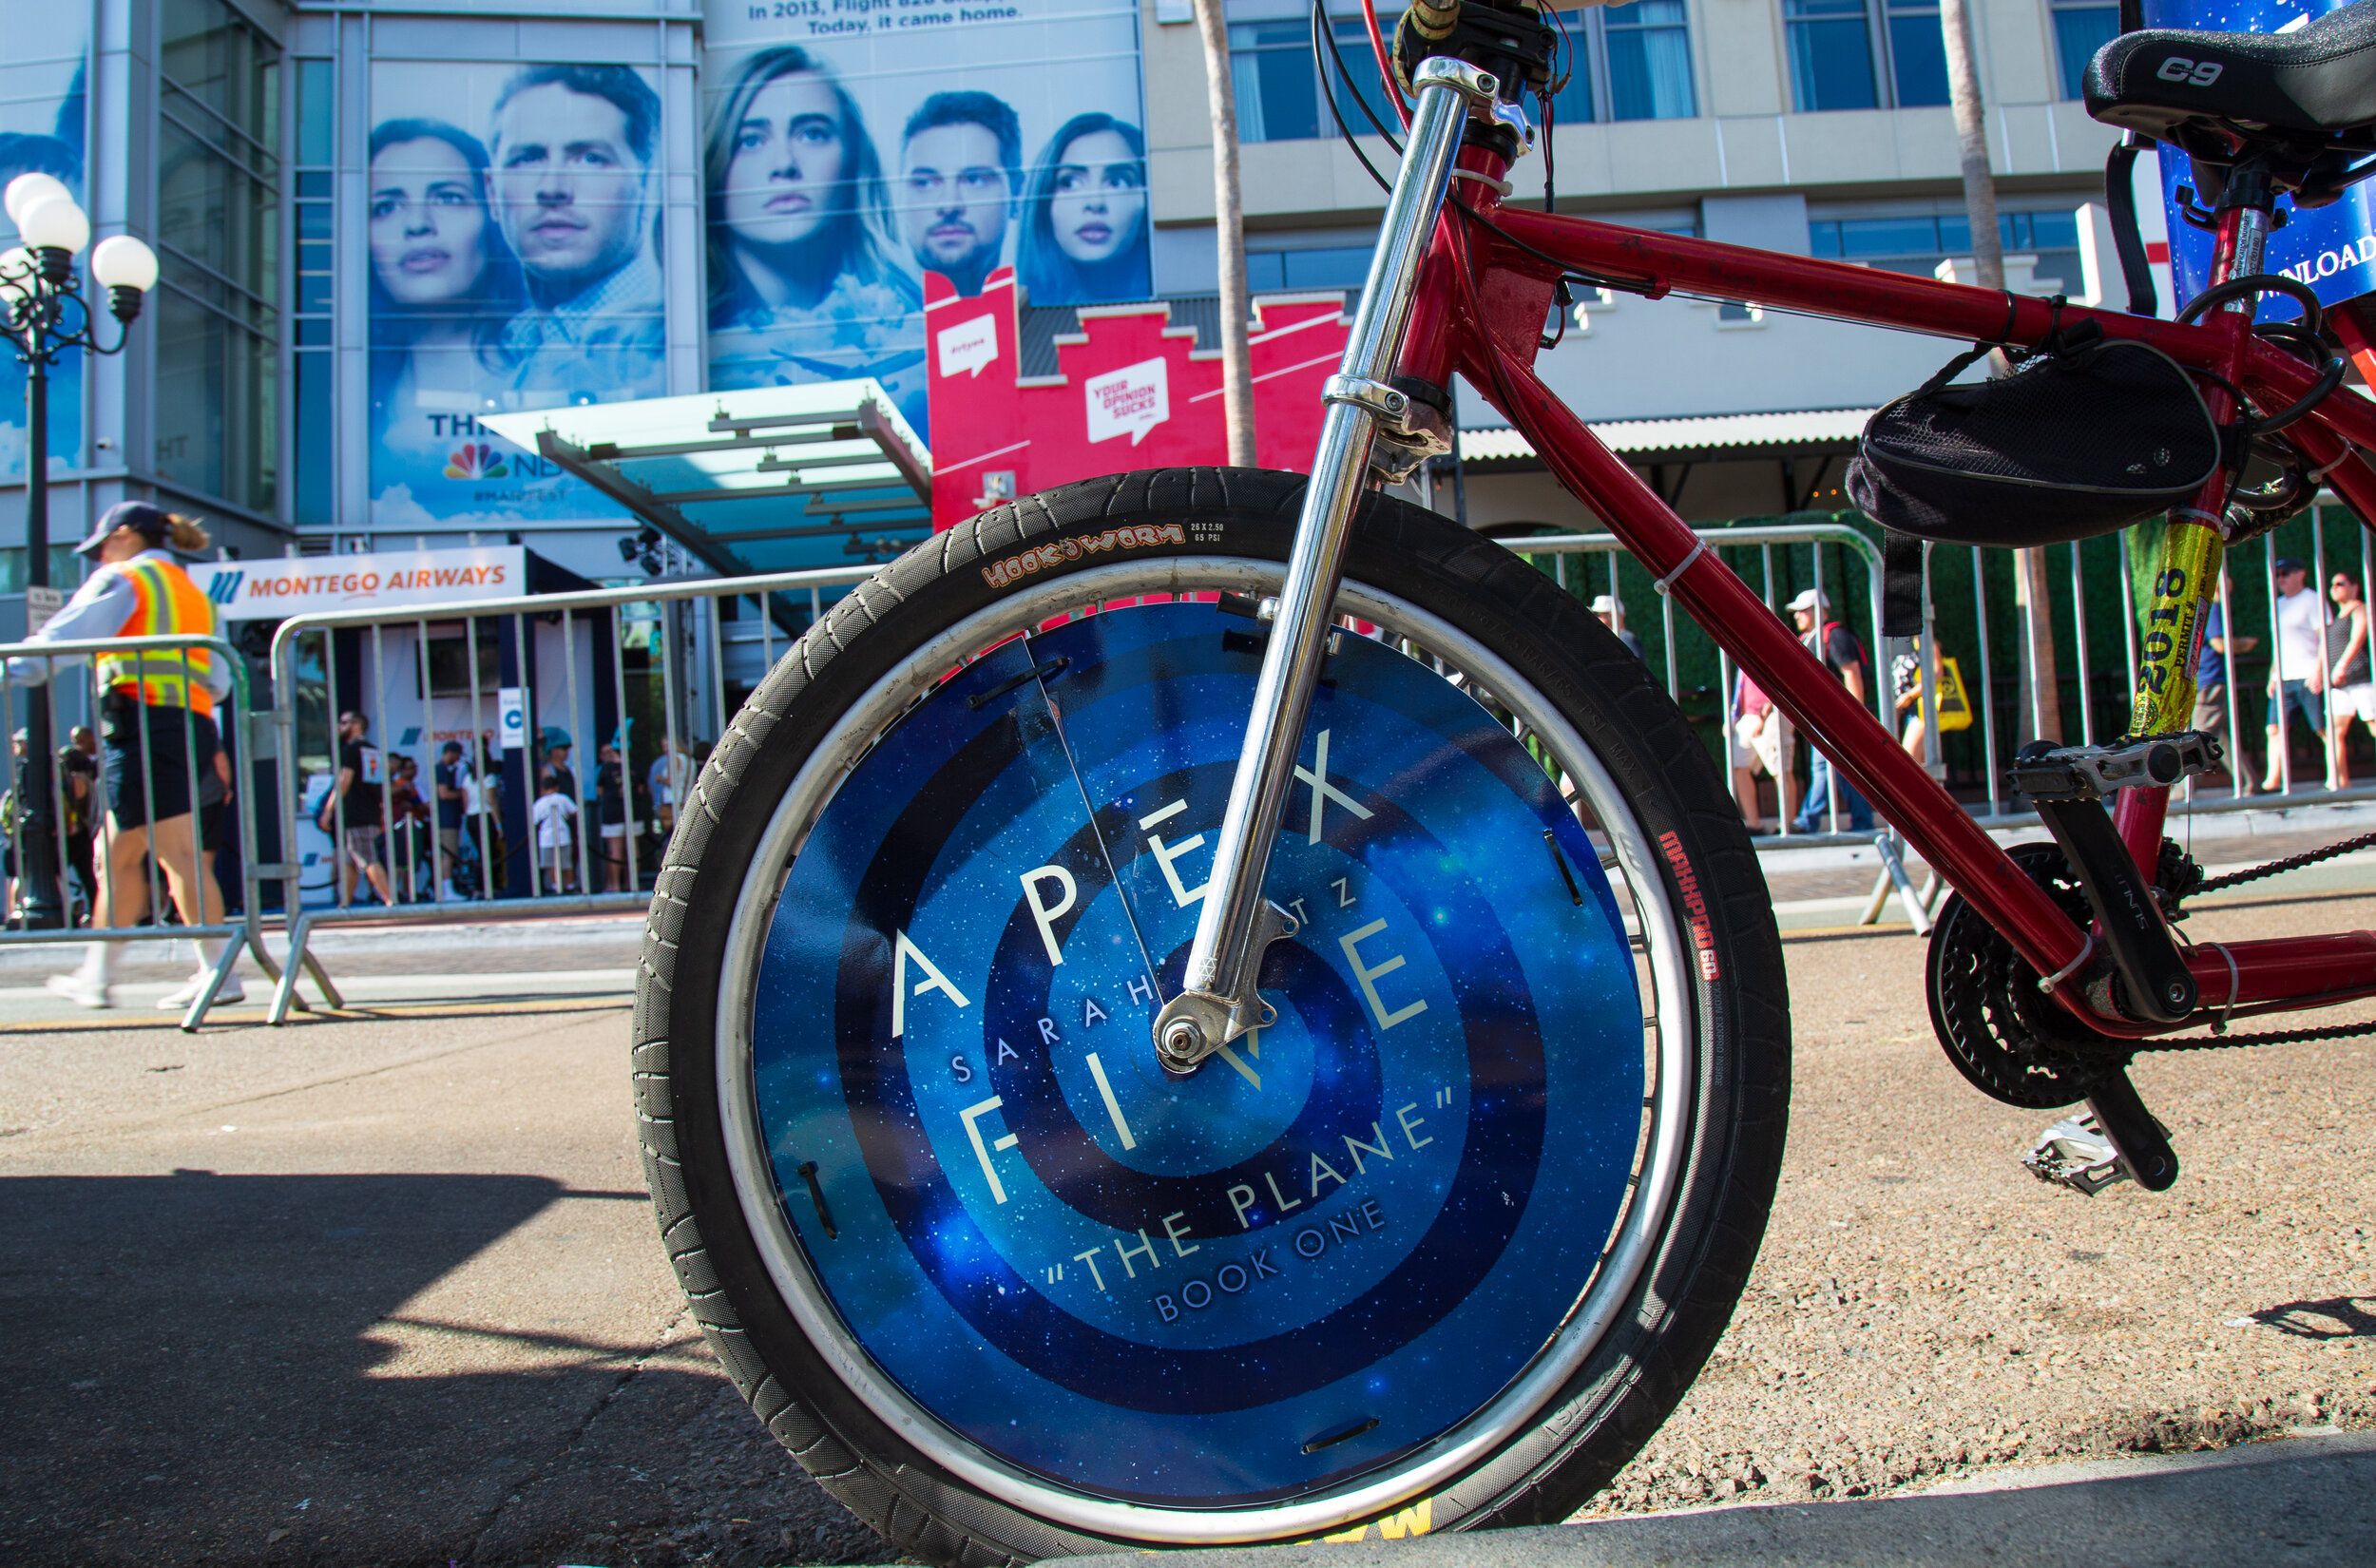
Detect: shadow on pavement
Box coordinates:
(0, 1172, 891, 1567)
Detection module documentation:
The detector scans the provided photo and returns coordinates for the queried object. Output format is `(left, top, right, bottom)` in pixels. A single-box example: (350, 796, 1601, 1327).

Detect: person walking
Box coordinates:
(1784, 588, 1873, 832)
(2327, 570, 2373, 788)
(1728, 672, 1793, 833)
(5, 502, 240, 1008)
(62, 724, 97, 924)
(2192, 571, 2258, 793)
(432, 738, 469, 897)
(595, 741, 628, 891)
(531, 773, 578, 894)
(2262, 558, 2328, 793)
(319, 711, 396, 908)
(648, 733, 690, 834)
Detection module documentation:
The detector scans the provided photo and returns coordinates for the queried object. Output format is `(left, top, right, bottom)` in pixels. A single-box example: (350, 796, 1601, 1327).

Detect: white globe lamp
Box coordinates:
(18, 194, 91, 258)
(89, 233, 159, 319)
(4, 172, 72, 230)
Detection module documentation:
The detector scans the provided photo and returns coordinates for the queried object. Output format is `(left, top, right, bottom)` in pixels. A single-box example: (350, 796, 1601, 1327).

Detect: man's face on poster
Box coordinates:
(899, 122, 1011, 276)
(490, 82, 648, 296)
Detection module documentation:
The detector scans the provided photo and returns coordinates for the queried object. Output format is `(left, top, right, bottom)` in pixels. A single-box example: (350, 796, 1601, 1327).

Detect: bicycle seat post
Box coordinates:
(1152, 56, 1501, 1074)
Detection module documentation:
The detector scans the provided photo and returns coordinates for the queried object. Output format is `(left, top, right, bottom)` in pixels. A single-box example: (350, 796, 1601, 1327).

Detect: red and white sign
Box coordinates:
(925, 268, 1353, 527)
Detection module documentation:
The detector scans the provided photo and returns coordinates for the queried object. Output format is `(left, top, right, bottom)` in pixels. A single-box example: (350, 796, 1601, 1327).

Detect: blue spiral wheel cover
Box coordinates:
(750, 601, 1647, 1505)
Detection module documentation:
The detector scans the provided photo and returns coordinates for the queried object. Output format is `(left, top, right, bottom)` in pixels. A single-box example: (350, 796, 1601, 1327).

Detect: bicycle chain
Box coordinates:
(2193, 828, 2376, 894)
(2136, 1013, 2376, 1052)
(2152, 829, 2376, 1049)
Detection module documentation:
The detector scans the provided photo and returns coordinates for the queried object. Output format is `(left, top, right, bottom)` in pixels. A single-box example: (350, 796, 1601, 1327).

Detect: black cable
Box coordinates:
(1315, 0, 1402, 196)
(1542, 6, 1577, 214)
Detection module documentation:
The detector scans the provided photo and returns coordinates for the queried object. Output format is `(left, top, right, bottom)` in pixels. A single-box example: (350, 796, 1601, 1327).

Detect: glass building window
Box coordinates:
(2052, 1, 2121, 99)
(1600, 2, 1696, 121)
(1229, 3, 1696, 141)
(292, 58, 334, 526)
(1245, 244, 1374, 290)
(1787, 0, 1878, 110)
(1787, 0, 1964, 111)
(154, 0, 280, 516)
(1810, 207, 2083, 289)
(1230, 14, 1407, 143)
(1883, 0, 1948, 106)
(1543, 4, 1697, 127)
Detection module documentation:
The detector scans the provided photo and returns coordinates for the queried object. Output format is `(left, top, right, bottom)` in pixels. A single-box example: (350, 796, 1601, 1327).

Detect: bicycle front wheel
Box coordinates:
(636, 468, 1788, 1563)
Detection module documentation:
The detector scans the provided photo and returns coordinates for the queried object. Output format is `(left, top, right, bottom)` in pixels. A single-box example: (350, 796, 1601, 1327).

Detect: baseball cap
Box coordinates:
(2276, 557, 2308, 574)
(1589, 594, 1624, 615)
(1785, 588, 1829, 612)
(72, 500, 173, 556)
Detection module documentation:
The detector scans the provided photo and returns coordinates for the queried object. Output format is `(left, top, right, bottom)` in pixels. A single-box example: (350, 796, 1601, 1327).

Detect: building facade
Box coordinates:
(4, 0, 2135, 592)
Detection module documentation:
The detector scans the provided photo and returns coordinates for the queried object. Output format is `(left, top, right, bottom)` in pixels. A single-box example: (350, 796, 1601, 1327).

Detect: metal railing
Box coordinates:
(1512, 505, 2376, 927)
(19, 511, 2373, 1027)
(1509, 521, 1940, 930)
(1, 631, 283, 1028)
(260, 561, 881, 1023)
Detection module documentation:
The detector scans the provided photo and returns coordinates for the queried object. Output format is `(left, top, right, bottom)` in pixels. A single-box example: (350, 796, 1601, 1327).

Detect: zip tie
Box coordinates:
(2210, 941, 2239, 1034)
(2307, 448, 2354, 482)
(1653, 538, 1707, 596)
(2037, 932, 2094, 994)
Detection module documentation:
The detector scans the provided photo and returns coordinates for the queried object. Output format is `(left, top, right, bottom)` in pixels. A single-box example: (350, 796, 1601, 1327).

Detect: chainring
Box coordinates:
(1926, 843, 2128, 1109)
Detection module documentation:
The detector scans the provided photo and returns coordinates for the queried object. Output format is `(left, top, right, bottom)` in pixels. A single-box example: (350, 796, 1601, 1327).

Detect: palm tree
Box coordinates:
(1191, 0, 1257, 467)
(1942, 0, 2061, 739)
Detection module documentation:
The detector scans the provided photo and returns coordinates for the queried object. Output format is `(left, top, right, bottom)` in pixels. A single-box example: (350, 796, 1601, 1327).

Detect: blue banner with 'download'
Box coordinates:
(2146, 0, 2376, 312)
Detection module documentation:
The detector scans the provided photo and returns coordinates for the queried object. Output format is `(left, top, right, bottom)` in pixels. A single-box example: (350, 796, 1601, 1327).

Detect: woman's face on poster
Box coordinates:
(368, 138, 489, 306)
(1049, 129, 1143, 266)
(723, 72, 850, 249)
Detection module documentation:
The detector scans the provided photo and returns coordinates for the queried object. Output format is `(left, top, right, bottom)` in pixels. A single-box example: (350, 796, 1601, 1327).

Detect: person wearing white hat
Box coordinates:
(1588, 593, 1645, 661)
(6, 502, 239, 1007)
(1785, 587, 1872, 832)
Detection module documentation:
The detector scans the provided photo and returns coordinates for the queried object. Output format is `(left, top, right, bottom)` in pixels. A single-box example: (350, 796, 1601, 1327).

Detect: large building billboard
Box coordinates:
(0, 0, 86, 489)
(367, 58, 667, 529)
(702, 0, 1150, 443)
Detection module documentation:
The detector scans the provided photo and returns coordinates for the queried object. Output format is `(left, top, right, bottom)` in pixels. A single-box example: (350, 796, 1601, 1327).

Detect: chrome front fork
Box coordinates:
(1152, 56, 1505, 1072)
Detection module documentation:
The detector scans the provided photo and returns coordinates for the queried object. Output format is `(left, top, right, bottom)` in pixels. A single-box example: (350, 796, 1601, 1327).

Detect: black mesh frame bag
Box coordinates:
(1847, 327, 2222, 548)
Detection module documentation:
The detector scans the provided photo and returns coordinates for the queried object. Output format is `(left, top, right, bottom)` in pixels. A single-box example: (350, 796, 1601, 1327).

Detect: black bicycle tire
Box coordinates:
(634, 467, 1791, 1564)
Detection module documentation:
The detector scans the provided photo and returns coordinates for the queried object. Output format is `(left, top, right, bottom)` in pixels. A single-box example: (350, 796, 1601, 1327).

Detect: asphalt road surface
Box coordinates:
(0, 889, 2369, 1566)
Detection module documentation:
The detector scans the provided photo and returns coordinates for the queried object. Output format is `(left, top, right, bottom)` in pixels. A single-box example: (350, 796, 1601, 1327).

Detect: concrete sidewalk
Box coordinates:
(1055, 1431, 2376, 1567)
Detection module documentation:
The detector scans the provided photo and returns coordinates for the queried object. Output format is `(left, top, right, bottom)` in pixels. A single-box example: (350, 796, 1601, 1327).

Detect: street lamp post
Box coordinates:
(3, 174, 156, 927)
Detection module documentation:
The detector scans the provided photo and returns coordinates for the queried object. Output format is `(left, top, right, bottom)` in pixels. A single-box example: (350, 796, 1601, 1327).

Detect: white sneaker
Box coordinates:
(157, 972, 247, 1010)
(45, 971, 114, 1009)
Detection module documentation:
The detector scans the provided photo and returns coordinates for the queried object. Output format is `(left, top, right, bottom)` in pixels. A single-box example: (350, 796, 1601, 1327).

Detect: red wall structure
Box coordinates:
(924, 267, 1353, 528)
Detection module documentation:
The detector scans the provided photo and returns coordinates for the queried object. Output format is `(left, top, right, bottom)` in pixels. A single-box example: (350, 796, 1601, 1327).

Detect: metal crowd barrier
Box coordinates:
(260, 561, 880, 1024)
(1513, 502, 2376, 930)
(1, 631, 281, 1028)
(1510, 521, 1939, 931)
(18, 512, 2371, 1028)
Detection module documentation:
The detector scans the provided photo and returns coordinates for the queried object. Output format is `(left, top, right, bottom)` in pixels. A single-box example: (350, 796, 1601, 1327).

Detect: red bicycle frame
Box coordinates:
(1403, 143, 2376, 1036)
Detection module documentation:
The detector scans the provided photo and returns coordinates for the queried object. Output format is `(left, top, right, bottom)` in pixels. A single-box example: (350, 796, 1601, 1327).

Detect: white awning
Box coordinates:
(1460, 408, 1876, 465)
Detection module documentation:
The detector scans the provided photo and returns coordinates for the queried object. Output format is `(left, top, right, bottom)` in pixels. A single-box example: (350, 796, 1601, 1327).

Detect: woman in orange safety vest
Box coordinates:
(6, 502, 236, 1009)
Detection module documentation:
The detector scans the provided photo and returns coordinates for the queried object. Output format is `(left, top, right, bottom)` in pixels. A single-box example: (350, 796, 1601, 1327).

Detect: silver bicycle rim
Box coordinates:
(715, 556, 1697, 1543)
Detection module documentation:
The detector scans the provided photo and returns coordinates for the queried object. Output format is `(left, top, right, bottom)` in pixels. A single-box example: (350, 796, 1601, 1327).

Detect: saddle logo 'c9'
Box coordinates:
(2155, 55, 2224, 86)
(980, 524, 1188, 588)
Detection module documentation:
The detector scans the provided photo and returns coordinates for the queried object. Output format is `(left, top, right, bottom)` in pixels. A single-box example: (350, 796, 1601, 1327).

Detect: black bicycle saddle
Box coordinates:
(2086, 0, 2376, 142)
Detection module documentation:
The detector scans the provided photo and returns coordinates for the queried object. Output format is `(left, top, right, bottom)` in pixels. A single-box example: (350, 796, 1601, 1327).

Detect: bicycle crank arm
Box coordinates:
(2017, 741, 2198, 1025)
(1154, 56, 1503, 1073)
(2031, 794, 2198, 1024)
(2084, 1068, 2180, 1192)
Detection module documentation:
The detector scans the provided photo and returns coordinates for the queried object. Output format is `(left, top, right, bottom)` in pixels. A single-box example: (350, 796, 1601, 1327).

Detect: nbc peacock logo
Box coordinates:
(444, 442, 509, 480)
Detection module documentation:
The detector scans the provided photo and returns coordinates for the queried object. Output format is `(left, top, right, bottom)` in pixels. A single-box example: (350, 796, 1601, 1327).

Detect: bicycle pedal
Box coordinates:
(2022, 1112, 2132, 1195)
(2007, 732, 2221, 801)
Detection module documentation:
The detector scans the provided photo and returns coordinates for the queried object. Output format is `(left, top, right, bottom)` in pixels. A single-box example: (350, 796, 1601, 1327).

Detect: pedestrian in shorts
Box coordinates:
(320, 711, 395, 907)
